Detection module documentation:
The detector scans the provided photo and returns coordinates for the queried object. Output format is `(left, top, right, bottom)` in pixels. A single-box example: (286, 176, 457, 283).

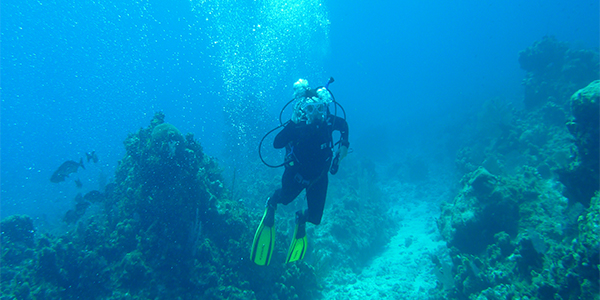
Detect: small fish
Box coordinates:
(104, 182, 115, 195)
(63, 209, 79, 224)
(75, 200, 91, 213)
(83, 190, 104, 203)
(50, 158, 85, 183)
(63, 204, 90, 224)
(75, 178, 83, 188)
(86, 151, 99, 163)
(74, 193, 84, 203)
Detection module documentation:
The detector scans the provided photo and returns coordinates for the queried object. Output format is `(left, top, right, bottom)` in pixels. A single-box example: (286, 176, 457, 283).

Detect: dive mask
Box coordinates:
(302, 101, 326, 114)
(291, 79, 333, 124)
(301, 97, 327, 124)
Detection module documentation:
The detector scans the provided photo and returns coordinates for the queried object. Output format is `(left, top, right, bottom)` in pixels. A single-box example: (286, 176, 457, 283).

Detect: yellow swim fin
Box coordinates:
(250, 205, 276, 266)
(285, 217, 307, 263)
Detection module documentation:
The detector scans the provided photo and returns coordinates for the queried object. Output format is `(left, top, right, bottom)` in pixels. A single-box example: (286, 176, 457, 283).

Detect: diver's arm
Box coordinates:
(333, 116, 349, 147)
(273, 122, 296, 149)
(332, 116, 349, 162)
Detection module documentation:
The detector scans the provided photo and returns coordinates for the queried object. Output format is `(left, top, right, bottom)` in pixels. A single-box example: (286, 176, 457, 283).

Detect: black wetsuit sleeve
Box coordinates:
(273, 122, 296, 149)
(332, 116, 349, 147)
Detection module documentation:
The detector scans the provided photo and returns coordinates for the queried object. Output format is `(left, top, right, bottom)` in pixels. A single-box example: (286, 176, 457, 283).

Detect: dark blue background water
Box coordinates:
(2, 0, 598, 222)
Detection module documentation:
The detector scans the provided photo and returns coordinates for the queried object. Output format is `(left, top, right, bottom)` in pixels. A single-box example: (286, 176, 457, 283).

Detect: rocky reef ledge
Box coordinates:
(436, 37, 599, 300)
(1, 112, 322, 300)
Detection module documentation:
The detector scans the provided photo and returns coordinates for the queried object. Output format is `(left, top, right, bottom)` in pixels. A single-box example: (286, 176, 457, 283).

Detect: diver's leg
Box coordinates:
(305, 174, 328, 225)
(253, 171, 303, 265)
(284, 173, 327, 263)
(269, 168, 303, 207)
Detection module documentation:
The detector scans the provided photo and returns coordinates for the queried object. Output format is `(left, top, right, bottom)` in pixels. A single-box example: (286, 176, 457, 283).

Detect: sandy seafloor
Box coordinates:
(322, 178, 453, 299)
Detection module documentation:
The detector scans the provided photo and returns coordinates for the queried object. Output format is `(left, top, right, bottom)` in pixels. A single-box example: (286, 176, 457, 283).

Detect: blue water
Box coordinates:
(1, 0, 598, 223)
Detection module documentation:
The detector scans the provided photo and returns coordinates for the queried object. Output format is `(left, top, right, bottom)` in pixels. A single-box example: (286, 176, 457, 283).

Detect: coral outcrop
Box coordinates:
(519, 36, 599, 109)
(1, 215, 36, 268)
(437, 168, 599, 299)
(560, 80, 600, 206)
(2, 112, 398, 300)
(0, 113, 321, 299)
(438, 37, 599, 300)
(437, 167, 520, 255)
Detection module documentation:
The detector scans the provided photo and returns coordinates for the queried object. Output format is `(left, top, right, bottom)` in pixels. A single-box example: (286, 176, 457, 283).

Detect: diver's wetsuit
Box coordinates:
(269, 114, 349, 225)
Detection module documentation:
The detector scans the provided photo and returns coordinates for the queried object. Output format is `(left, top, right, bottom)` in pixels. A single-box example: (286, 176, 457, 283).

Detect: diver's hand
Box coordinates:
(337, 146, 348, 161)
(330, 145, 348, 175)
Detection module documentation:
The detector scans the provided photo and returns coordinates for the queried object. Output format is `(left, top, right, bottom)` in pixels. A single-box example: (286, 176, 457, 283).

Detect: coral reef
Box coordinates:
(560, 80, 600, 207)
(1, 112, 398, 300)
(437, 38, 599, 300)
(1, 215, 36, 269)
(437, 169, 599, 299)
(437, 167, 520, 255)
(0, 113, 319, 299)
(519, 36, 599, 109)
(1, 215, 35, 247)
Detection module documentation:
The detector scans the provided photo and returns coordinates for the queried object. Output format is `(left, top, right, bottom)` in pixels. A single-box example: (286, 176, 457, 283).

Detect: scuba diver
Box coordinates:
(251, 78, 349, 265)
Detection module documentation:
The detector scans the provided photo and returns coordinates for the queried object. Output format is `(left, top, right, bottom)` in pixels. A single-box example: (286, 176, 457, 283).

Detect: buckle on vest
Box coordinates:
(294, 173, 311, 186)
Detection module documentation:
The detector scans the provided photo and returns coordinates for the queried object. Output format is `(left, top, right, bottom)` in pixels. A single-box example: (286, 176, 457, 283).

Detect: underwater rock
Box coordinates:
(448, 187, 598, 300)
(151, 122, 185, 158)
(468, 167, 497, 198)
(493, 231, 515, 258)
(110, 112, 290, 298)
(440, 39, 599, 300)
(519, 36, 569, 74)
(519, 36, 568, 109)
(2, 112, 321, 300)
(151, 122, 182, 142)
(481, 156, 504, 176)
(559, 80, 600, 207)
(37, 246, 60, 283)
(438, 168, 519, 254)
(116, 250, 150, 290)
(569, 80, 599, 164)
(516, 235, 544, 275)
(1, 215, 35, 247)
(455, 147, 477, 174)
(539, 101, 567, 126)
(571, 192, 600, 296)
(114, 113, 224, 255)
(519, 36, 599, 109)
(1, 215, 36, 267)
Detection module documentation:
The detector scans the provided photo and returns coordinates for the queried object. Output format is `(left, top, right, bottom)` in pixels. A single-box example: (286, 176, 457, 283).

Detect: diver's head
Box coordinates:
(300, 96, 327, 124)
(292, 79, 332, 124)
